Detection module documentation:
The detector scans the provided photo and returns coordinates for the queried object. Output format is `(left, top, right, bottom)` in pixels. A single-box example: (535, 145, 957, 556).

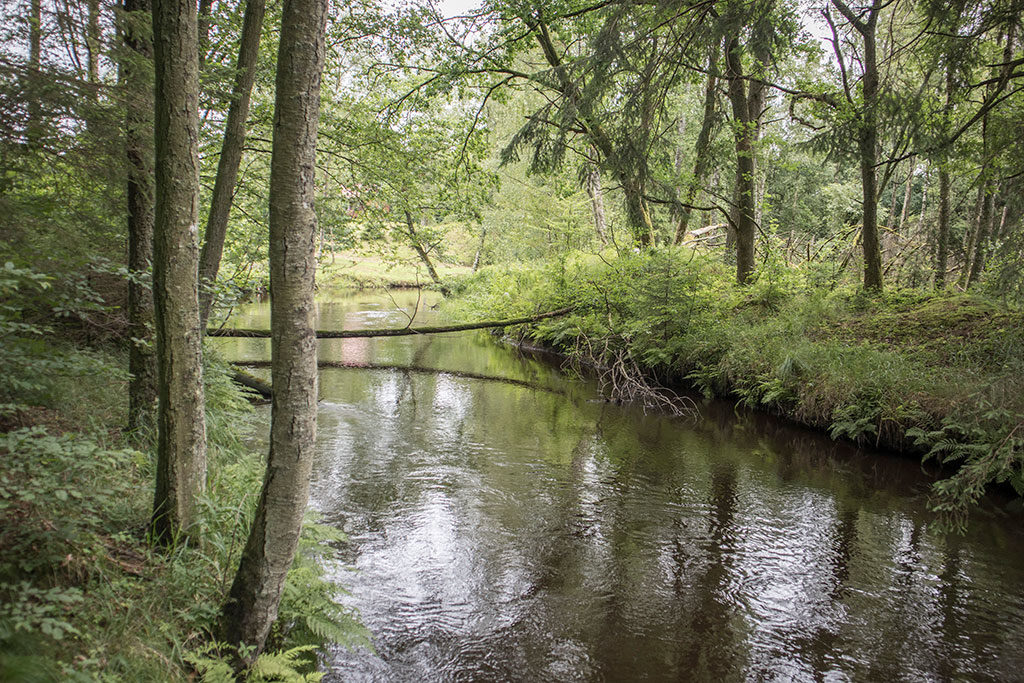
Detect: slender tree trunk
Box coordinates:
(995, 202, 1008, 241)
(898, 164, 913, 232)
(198, 0, 213, 64)
(218, 0, 327, 665)
(124, 0, 157, 436)
(967, 185, 994, 286)
(918, 165, 928, 227)
(725, 35, 756, 284)
(675, 44, 719, 244)
(150, 0, 206, 542)
(859, 17, 882, 290)
(961, 185, 985, 286)
(472, 225, 486, 272)
(833, 0, 883, 290)
(584, 163, 608, 245)
(936, 166, 950, 288)
(533, 19, 652, 246)
(403, 210, 442, 286)
(86, 0, 100, 86)
(197, 0, 266, 325)
(26, 0, 43, 145)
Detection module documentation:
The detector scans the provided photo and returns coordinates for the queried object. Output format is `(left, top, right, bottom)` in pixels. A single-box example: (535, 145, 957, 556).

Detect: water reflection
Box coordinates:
(216, 289, 1024, 682)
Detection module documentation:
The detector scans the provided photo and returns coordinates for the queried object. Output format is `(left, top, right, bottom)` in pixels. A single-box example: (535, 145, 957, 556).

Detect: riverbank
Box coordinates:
(0, 338, 362, 680)
(319, 250, 472, 289)
(446, 249, 1024, 524)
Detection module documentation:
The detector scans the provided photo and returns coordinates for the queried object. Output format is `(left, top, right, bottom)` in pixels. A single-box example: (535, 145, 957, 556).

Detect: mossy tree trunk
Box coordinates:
(150, 0, 207, 542)
(218, 0, 327, 666)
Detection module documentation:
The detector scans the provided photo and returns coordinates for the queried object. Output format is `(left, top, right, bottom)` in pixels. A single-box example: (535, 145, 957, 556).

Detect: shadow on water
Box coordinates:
(215, 289, 1024, 682)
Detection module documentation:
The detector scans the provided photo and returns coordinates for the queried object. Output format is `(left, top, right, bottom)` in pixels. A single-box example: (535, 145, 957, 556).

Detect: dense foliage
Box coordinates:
(0, 0, 1022, 676)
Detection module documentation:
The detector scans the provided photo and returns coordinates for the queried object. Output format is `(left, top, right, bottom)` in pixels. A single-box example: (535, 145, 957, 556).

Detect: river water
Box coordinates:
(218, 289, 1024, 682)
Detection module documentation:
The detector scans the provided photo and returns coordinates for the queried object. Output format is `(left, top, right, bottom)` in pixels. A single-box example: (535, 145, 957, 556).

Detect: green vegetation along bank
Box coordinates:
(448, 248, 1024, 527)
(0, 270, 366, 681)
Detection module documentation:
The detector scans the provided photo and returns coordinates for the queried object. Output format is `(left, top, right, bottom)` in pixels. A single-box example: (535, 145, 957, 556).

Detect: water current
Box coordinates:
(217, 288, 1024, 682)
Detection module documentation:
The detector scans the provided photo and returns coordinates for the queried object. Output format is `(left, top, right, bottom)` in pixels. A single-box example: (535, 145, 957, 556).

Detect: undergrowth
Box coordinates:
(0, 264, 368, 681)
(447, 247, 1024, 528)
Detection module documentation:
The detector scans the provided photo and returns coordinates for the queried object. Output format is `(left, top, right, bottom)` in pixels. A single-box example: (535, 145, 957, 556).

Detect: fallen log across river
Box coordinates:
(207, 307, 573, 339)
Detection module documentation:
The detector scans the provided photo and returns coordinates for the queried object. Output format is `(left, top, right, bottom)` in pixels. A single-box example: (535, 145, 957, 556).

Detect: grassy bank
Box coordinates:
(0, 336, 365, 680)
(447, 248, 1024, 525)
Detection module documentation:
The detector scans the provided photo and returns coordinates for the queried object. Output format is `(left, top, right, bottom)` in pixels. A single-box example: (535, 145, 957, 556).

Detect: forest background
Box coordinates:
(1, 0, 1023, 678)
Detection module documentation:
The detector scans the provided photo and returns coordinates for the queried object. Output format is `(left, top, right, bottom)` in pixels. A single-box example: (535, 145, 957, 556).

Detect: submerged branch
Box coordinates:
(232, 360, 566, 395)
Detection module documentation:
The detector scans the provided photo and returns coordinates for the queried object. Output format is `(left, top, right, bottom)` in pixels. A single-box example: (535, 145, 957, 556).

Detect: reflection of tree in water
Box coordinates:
(677, 461, 744, 678)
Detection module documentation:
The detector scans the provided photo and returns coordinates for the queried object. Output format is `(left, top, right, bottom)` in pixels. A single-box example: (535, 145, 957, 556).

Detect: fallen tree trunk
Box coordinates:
(208, 307, 573, 339)
(231, 369, 272, 400)
(233, 360, 566, 395)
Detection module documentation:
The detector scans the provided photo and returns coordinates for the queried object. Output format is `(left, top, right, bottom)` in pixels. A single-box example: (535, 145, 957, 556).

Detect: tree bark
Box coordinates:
(26, 0, 43, 145)
(218, 0, 327, 666)
(674, 44, 719, 244)
(584, 163, 608, 245)
(151, 0, 206, 542)
(936, 166, 950, 288)
(86, 0, 101, 87)
(833, 0, 883, 291)
(725, 35, 756, 284)
(123, 0, 157, 437)
(197, 0, 266, 326)
(403, 210, 443, 287)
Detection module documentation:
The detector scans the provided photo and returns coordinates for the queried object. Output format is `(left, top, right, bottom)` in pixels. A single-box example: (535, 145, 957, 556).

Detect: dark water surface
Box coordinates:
(218, 289, 1024, 682)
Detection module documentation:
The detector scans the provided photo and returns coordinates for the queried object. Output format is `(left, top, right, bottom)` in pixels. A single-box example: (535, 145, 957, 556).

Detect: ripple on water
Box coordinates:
(231, 291, 1024, 682)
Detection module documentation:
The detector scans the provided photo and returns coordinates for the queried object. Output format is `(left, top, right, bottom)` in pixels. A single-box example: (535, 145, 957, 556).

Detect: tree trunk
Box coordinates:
(898, 164, 913, 232)
(26, 0, 43, 145)
(725, 35, 756, 284)
(918, 165, 928, 227)
(218, 0, 327, 666)
(197, 0, 267, 325)
(86, 0, 101, 87)
(124, 0, 157, 436)
(533, 19, 652, 246)
(935, 166, 950, 288)
(150, 0, 206, 542)
(403, 210, 443, 286)
(208, 306, 574, 339)
(967, 185, 994, 287)
(584, 163, 608, 245)
(674, 44, 719, 244)
(198, 0, 213, 64)
(472, 225, 486, 272)
(833, 0, 883, 291)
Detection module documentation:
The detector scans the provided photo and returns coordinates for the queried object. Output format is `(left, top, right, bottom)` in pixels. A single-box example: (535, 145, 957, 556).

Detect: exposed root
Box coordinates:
(566, 334, 697, 418)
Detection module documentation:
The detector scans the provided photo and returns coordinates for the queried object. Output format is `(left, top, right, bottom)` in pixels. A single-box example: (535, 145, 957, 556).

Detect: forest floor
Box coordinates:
(446, 249, 1024, 524)
(0, 341, 349, 680)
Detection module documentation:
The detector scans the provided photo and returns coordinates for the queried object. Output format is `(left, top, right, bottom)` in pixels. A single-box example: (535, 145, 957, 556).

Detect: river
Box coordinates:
(217, 288, 1024, 682)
